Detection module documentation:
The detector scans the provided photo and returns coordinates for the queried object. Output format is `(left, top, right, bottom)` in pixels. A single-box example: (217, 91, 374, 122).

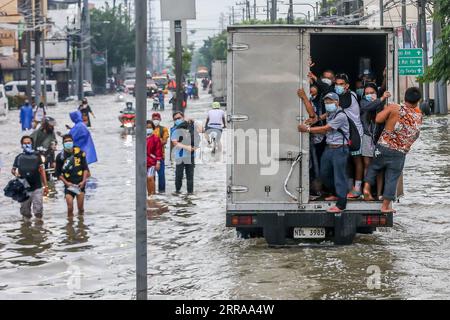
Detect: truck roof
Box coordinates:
(227, 24, 394, 33)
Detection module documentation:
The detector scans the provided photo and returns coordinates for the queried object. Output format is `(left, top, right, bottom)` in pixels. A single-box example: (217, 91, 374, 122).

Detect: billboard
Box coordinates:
(160, 0, 196, 21)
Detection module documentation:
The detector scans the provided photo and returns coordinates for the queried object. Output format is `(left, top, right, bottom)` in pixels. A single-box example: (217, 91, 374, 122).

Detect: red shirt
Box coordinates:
(146, 134, 162, 168)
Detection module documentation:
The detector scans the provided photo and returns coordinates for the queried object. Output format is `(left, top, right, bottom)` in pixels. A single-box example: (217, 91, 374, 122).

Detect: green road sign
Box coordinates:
(398, 48, 424, 76)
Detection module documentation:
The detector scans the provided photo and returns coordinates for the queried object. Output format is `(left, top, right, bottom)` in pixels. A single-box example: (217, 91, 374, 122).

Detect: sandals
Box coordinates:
(325, 195, 339, 201)
(347, 189, 362, 199)
(327, 206, 343, 213)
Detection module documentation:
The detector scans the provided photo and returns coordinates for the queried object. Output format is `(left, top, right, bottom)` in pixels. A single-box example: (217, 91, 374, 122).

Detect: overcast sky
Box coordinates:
(90, 0, 315, 49)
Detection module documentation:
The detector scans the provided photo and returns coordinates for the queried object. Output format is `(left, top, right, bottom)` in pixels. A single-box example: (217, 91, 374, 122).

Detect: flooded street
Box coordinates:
(1, 91, 450, 300)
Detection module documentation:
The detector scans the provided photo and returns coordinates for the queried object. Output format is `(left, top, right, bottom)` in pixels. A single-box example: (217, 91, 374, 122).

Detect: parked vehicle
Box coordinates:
(4, 80, 59, 105)
(196, 66, 209, 79)
(124, 79, 136, 95)
(83, 81, 95, 96)
(226, 25, 397, 245)
(211, 60, 227, 106)
(0, 85, 9, 118)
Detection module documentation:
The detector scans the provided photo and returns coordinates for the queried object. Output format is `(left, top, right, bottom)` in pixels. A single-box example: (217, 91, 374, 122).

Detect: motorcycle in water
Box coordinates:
(119, 102, 136, 135)
(36, 143, 58, 196)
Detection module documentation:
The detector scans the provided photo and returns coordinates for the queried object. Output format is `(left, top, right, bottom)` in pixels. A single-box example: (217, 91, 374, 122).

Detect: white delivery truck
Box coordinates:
(226, 25, 398, 245)
(211, 60, 227, 106)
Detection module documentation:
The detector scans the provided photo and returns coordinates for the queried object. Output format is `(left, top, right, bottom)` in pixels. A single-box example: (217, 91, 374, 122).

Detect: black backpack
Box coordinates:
(17, 153, 40, 179)
(336, 110, 361, 152)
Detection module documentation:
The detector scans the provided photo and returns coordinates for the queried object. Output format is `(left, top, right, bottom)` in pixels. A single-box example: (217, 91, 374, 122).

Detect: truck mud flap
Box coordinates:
(334, 212, 357, 245)
(260, 213, 287, 246)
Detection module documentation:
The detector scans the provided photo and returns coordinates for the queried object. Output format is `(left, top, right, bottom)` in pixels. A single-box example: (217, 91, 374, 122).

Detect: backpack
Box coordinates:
(17, 153, 40, 179)
(336, 110, 361, 152)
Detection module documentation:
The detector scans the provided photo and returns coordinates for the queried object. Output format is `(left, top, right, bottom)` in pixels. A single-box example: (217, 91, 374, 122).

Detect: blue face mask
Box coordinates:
(22, 144, 33, 154)
(146, 129, 154, 136)
(356, 88, 364, 96)
(63, 142, 74, 150)
(174, 119, 184, 126)
(334, 85, 345, 95)
(325, 103, 337, 113)
(365, 94, 374, 102)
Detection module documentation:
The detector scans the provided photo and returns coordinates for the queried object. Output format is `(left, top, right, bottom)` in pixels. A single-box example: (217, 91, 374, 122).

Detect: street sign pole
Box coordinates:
(135, 0, 148, 301)
(175, 19, 183, 112)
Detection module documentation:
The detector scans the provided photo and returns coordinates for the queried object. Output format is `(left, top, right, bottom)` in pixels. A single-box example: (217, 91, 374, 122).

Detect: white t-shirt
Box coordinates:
(207, 109, 225, 129)
(34, 107, 45, 122)
(343, 92, 364, 136)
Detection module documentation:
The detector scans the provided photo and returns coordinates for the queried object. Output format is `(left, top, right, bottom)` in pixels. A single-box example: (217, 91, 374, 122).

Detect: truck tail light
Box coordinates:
(365, 215, 387, 226)
(231, 215, 254, 226)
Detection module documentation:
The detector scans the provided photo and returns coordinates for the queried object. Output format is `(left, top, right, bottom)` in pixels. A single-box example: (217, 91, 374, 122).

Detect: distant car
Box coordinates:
(124, 79, 136, 95)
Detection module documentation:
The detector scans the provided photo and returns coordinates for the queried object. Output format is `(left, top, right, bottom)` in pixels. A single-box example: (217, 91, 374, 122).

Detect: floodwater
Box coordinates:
(0, 90, 449, 300)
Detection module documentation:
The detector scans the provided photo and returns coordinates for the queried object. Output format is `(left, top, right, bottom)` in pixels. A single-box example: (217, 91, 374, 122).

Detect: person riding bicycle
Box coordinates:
(205, 102, 226, 153)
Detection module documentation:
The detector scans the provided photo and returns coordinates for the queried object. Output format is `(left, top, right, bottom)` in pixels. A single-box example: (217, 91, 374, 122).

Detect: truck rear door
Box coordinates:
(227, 28, 306, 206)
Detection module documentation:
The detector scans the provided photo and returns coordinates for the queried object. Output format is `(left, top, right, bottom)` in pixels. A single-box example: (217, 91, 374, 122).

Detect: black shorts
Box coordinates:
(64, 186, 86, 198)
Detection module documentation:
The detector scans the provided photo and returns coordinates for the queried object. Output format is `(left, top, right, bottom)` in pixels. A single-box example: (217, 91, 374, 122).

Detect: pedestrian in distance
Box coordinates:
(363, 87, 423, 213)
(11, 136, 49, 220)
(55, 134, 90, 218)
(33, 102, 47, 129)
(171, 111, 200, 195)
(78, 98, 95, 127)
(19, 100, 34, 131)
(146, 120, 162, 196)
(298, 92, 350, 213)
(152, 113, 169, 194)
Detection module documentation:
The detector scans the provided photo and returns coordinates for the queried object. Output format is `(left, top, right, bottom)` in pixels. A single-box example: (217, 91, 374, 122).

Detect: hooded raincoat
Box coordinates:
(69, 111, 98, 164)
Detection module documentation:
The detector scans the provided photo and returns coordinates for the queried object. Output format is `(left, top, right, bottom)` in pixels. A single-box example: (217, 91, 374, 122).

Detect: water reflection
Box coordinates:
(62, 217, 90, 249)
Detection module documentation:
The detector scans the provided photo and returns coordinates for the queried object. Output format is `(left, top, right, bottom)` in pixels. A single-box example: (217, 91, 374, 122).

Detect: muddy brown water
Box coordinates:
(0, 92, 449, 299)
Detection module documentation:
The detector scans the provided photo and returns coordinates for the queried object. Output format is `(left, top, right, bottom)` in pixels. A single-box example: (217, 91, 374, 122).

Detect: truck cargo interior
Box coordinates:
(310, 34, 387, 87)
(309, 33, 388, 202)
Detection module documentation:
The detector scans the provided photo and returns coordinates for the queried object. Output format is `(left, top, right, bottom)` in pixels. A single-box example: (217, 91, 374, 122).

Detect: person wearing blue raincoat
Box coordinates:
(69, 111, 98, 164)
(20, 101, 33, 131)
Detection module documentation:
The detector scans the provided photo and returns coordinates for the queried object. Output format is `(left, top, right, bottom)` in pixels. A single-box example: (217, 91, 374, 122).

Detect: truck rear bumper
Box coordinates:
(226, 210, 393, 245)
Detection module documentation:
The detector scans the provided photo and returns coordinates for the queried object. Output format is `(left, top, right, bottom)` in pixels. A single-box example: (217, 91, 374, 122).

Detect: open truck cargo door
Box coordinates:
(227, 28, 308, 208)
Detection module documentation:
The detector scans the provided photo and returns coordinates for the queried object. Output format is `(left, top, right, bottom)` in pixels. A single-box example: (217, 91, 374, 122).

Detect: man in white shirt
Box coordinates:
(205, 102, 226, 153)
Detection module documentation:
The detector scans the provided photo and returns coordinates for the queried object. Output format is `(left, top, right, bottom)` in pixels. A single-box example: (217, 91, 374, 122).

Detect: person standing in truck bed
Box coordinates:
(298, 92, 350, 213)
(363, 87, 423, 213)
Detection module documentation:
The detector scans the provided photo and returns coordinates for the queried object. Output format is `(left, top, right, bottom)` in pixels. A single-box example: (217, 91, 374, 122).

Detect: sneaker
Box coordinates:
(327, 206, 343, 213)
(325, 195, 338, 201)
(347, 189, 362, 199)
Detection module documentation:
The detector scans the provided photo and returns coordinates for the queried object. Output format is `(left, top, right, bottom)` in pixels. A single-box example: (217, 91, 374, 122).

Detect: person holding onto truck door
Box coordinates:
(298, 92, 350, 213)
(297, 87, 326, 197)
(333, 74, 365, 199)
(363, 87, 423, 213)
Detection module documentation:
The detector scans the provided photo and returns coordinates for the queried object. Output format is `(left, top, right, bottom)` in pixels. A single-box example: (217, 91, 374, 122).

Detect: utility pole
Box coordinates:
(379, 0, 383, 26)
(321, 0, 326, 16)
(433, 0, 448, 114)
(135, 0, 148, 301)
(34, 0, 42, 106)
(77, 0, 84, 100)
(271, 0, 277, 23)
(25, 0, 32, 102)
(418, 0, 429, 103)
(174, 20, 183, 111)
(148, 0, 154, 73)
(246, 1, 251, 20)
(402, 0, 407, 47)
(42, 17, 47, 106)
(266, 0, 270, 21)
(288, 0, 294, 24)
(254, 0, 257, 20)
(83, 0, 92, 85)
(232, 6, 236, 24)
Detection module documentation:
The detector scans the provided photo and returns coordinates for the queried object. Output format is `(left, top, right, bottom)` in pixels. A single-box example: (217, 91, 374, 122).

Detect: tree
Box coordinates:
(422, 0, 450, 84)
(196, 31, 228, 71)
(168, 47, 193, 76)
(90, 3, 135, 88)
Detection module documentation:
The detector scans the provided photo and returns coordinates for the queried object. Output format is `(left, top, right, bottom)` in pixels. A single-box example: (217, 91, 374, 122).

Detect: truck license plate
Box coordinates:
(293, 227, 326, 239)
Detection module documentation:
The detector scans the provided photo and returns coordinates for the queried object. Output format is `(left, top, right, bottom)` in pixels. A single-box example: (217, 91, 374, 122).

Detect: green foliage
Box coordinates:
(168, 47, 193, 75)
(197, 31, 228, 71)
(421, 0, 450, 84)
(90, 3, 135, 87)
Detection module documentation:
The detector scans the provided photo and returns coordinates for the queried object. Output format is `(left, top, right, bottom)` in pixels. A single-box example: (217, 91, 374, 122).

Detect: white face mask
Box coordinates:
(153, 120, 160, 127)
(321, 78, 332, 86)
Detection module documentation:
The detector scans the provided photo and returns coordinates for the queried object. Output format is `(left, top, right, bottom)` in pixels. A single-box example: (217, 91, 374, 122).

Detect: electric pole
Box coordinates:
(254, 0, 257, 20)
(174, 20, 183, 112)
(417, 0, 429, 103)
(271, 0, 277, 23)
(77, 0, 84, 100)
(25, 0, 32, 102)
(83, 0, 92, 85)
(288, 0, 294, 24)
(135, 0, 148, 301)
(432, 0, 448, 114)
(379, 0, 383, 26)
(34, 0, 42, 106)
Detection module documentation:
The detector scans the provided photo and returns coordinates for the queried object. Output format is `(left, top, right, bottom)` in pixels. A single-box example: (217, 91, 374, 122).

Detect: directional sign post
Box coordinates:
(398, 48, 424, 76)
